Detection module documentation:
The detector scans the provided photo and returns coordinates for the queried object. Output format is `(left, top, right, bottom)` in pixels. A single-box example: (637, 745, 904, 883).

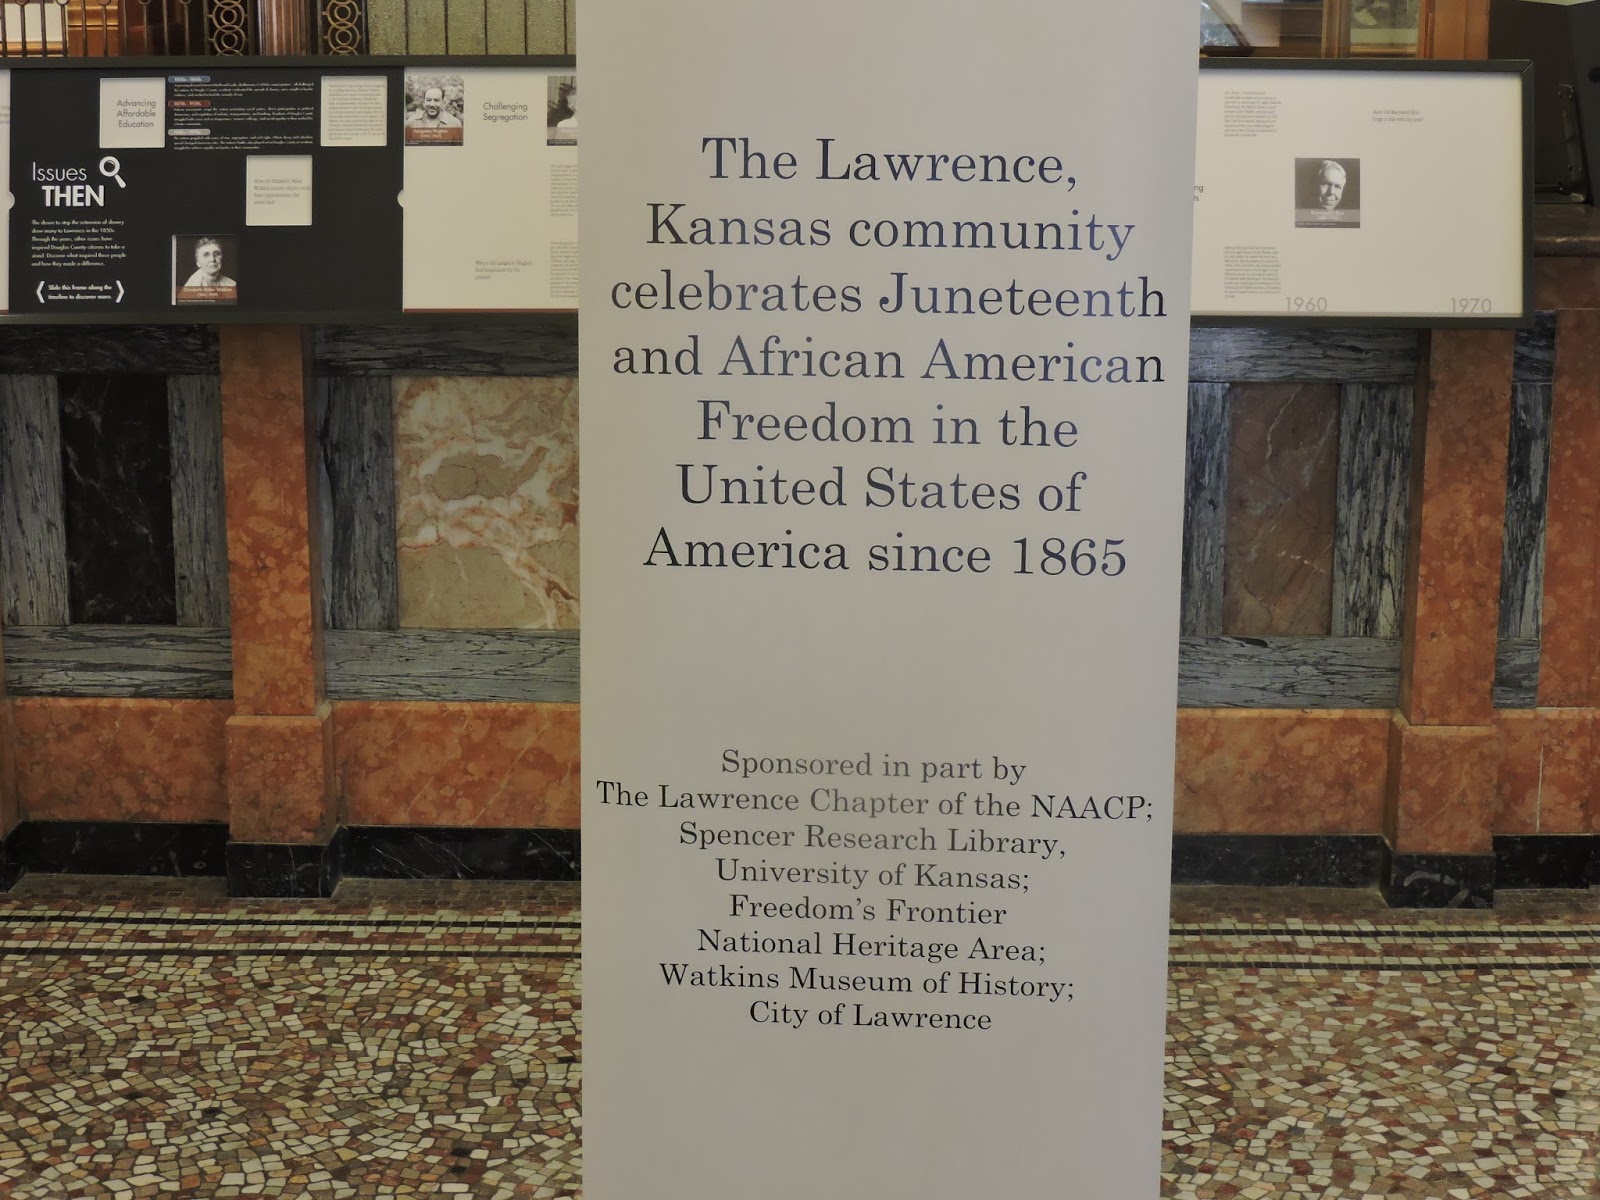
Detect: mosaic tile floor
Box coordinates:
(0, 878, 1594, 1198)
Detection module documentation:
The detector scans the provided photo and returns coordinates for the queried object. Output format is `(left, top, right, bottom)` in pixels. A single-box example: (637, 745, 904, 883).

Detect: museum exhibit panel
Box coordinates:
(0, 13, 1586, 903)
(0, 0, 1594, 1196)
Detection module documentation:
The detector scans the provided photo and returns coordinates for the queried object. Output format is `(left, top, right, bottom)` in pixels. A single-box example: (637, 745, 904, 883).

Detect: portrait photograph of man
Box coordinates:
(1294, 157, 1361, 228)
(171, 235, 239, 305)
(404, 73, 465, 146)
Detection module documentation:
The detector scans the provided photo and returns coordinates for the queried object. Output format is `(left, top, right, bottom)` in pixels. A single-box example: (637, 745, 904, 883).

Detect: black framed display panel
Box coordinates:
(0, 55, 576, 325)
(1192, 58, 1534, 329)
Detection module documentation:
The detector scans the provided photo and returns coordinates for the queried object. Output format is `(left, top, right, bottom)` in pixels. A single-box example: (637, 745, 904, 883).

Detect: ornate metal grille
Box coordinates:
(0, 0, 573, 59)
(318, 0, 362, 54)
(202, 0, 251, 52)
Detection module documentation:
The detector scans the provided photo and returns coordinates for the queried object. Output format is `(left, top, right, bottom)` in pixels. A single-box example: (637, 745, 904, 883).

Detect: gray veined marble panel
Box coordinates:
(1177, 636, 1400, 708)
(314, 321, 579, 377)
(1511, 312, 1556, 384)
(1498, 383, 1551, 642)
(168, 376, 230, 627)
(1332, 383, 1414, 638)
(325, 628, 578, 702)
(1493, 638, 1540, 710)
(0, 376, 68, 626)
(2, 625, 232, 698)
(318, 377, 398, 630)
(1188, 327, 1419, 384)
(1181, 383, 1228, 637)
(0, 327, 216, 375)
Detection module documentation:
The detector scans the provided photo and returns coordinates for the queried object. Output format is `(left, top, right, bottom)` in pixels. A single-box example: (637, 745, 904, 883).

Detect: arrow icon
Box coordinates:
(35, 281, 44, 303)
(115, 280, 124, 303)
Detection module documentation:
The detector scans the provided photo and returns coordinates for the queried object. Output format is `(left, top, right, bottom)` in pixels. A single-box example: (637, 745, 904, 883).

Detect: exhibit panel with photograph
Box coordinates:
(170, 233, 238, 305)
(400, 66, 579, 312)
(0, 59, 577, 320)
(402, 71, 465, 145)
(1293, 156, 1360, 228)
(1192, 62, 1529, 322)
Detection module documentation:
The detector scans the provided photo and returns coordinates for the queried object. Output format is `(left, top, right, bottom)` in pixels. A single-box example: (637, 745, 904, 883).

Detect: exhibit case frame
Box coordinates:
(1192, 57, 1533, 329)
(0, 54, 578, 325)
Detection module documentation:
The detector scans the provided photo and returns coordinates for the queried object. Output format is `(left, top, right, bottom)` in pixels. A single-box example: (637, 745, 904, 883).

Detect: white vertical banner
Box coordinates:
(581, 5, 1197, 1198)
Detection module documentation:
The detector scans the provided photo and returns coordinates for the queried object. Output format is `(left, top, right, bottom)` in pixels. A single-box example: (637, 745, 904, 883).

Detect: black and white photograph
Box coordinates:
(1294, 156, 1360, 228)
(404, 72, 465, 145)
(547, 75, 576, 147)
(171, 234, 239, 305)
(1349, 0, 1422, 52)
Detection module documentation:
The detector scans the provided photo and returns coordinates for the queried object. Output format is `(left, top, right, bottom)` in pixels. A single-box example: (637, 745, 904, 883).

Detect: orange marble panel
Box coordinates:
(1428, 0, 1468, 58)
(334, 701, 579, 828)
(1399, 330, 1512, 727)
(226, 709, 336, 844)
(11, 698, 230, 823)
(0, 701, 16, 837)
(1222, 383, 1338, 636)
(1174, 709, 1389, 835)
(1386, 716, 1499, 855)
(1462, 0, 1493, 57)
(0, 629, 11, 837)
(1494, 710, 1596, 836)
(220, 327, 323, 717)
(1538, 313, 1600, 706)
(1534, 259, 1600, 312)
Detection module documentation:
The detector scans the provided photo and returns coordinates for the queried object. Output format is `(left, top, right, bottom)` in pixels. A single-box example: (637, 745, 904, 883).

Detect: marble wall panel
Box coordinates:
(226, 710, 336, 844)
(220, 328, 323, 717)
(1332, 384, 1412, 639)
(1534, 258, 1600, 311)
(1173, 709, 1389, 835)
(1495, 710, 1596, 836)
(334, 700, 579, 828)
(1399, 331, 1513, 727)
(0, 376, 68, 626)
(1512, 312, 1556, 385)
(319, 376, 397, 630)
(1537, 313, 1600, 707)
(59, 375, 177, 625)
(11, 697, 230, 824)
(0, 697, 15, 838)
(315, 323, 579, 377)
(0, 326, 215, 374)
(1498, 383, 1551, 643)
(1181, 383, 1228, 637)
(1188, 327, 1417, 383)
(1386, 716, 1499, 855)
(169, 376, 231, 628)
(1222, 383, 1339, 636)
(395, 377, 578, 630)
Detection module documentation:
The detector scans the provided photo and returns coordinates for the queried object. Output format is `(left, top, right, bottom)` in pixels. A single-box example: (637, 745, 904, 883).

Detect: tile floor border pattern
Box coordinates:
(0, 900, 583, 1199)
(1, 883, 1596, 1200)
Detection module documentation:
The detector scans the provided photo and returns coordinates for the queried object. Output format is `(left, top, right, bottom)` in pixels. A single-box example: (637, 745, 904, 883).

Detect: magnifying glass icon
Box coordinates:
(98, 156, 125, 188)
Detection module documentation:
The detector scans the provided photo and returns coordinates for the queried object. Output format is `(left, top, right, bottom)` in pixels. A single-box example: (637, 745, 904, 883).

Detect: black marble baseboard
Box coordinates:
(0, 840, 21, 892)
(0, 821, 581, 892)
(0, 820, 227, 883)
(1, 823, 1582, 903)
(1172, 834, 1384, 888)
(1495, 835, 1593, 890)
(226, 828, 349, 899)
(344, 826, 580, 882)
(1381, 850, 1496, 909)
